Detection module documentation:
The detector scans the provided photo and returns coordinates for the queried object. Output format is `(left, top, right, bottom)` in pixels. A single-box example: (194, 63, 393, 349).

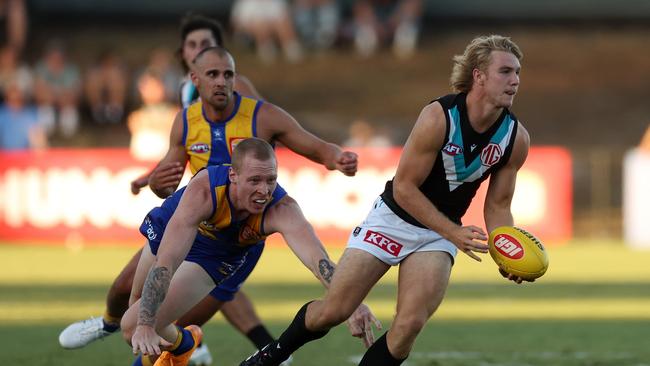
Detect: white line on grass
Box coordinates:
(347, 350, 635, 365)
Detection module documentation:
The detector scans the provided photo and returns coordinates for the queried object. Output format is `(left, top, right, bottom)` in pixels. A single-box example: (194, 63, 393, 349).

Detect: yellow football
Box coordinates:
(488, 226, 549, 281)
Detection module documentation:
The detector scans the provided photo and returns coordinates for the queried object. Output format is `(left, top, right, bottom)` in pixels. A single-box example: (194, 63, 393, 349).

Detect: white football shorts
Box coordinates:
(347, 196, 458, 266)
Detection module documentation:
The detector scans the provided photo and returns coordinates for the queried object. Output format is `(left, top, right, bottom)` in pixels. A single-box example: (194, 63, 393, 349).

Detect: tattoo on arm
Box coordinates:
(318, 259, 335, 284)
(138, 266, 171, 327)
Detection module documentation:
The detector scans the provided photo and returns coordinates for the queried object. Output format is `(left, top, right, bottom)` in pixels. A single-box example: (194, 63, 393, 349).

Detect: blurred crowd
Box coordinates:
(231, 0, 422, 63)
(0, 0, 421, 151)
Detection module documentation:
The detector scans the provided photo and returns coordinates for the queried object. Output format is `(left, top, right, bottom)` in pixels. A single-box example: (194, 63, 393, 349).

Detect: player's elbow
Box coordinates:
(152, 186, 173, 199)
(392, 179, 414, 209)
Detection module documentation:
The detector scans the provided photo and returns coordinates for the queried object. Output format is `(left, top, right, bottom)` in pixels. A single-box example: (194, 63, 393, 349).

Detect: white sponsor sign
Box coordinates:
(623, 149, 650, 249)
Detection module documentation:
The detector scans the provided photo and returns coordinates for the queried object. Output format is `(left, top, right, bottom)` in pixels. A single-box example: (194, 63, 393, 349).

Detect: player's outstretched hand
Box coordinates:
(346, 303, 382, 348)
(130, 175, 150, 195)
(131, 325, 171, 356)
(498, 268, 535, 284)
(149, 162, 184, 198)
(449, 225, 488, 262)
(336, 151, 358, 176)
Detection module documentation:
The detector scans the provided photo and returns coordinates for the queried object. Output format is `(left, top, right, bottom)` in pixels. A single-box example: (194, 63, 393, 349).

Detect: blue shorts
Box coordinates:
(140, 214, 264, 302)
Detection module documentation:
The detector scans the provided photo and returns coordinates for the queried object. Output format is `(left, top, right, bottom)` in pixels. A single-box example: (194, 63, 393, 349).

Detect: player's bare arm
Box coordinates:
(131, 171, 212, 355)
(256, 103, 358, 176)
(484, 123, 531, 284)
(147, 111, 189, 198)
(484, 122, 530, 233)
(263, 196, 334, 286)
(263, 196, 381, 344)
(393, 102, 488, 261)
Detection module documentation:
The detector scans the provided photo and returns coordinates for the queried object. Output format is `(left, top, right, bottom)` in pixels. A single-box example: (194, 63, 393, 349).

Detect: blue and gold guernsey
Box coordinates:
(381, 93, 519, 226)
(182, 92, 264, 175)
(140, 164, 286, 291)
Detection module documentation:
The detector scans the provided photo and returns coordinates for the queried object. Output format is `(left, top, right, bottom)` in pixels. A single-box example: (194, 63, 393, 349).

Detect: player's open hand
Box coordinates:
(149, 162, 184, 198)
(336, 151, 358, 176)
(449, 225, 489, 262)
(346, 303, 382, 348)
(130, 175, 150, 195)
(131, 324, 171, 356)
(498, 267, 534, 284)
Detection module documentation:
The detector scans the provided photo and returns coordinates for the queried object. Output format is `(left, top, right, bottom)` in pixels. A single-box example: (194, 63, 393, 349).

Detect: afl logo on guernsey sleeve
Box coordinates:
(480, 143, 503, 167)
(190, 143, 210, 153)
(442, 143, 463, 156)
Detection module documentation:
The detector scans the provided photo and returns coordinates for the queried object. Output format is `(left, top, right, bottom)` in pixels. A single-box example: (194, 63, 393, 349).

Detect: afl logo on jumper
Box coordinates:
(190, 143, 210, 153)
(481, 143, 502, 167)
(442, 143, 463, 156)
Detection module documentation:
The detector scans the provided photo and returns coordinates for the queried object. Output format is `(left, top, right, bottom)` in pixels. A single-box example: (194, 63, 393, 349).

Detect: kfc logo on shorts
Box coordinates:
(190, 143, 210, 153)
(364, 230, 403, 256)
(442, 143, 463, 156)
(480, 143, 502, 167)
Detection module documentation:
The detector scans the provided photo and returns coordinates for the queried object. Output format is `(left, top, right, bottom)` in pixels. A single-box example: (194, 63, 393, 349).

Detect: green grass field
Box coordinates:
(2, 241, 650, 366)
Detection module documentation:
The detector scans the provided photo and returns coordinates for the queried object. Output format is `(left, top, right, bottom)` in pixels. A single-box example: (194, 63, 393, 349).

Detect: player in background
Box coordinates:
(239, 34, 531, 366)
(58, 16, 356, 366)
(121, 138, 376, 366)
(130, 13, 262, 195)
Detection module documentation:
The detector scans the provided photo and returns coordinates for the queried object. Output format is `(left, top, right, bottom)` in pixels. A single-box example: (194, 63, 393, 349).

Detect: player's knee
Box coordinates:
(111, 271, 135, 297)
(392, 313, 428, 338)
(317, 303, 353, 327)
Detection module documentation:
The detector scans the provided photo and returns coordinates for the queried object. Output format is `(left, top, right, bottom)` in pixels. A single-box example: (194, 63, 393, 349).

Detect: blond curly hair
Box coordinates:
(450, 35, 523, 93)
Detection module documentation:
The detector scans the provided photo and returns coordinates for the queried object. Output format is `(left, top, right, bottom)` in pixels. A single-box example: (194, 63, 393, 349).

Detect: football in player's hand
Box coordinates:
(488, 226, 549, 281)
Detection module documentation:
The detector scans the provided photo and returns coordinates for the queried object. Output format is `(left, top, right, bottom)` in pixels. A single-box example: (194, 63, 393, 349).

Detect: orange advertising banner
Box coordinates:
(0, 147, 571, 246)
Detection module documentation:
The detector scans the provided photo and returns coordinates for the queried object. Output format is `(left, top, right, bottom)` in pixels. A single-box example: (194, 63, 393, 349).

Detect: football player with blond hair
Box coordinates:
(240, 34, 531, 366)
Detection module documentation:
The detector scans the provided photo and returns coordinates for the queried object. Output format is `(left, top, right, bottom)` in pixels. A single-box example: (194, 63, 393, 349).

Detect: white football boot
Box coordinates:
(189, 343, 214, 366)
(58, 316, 114, 349)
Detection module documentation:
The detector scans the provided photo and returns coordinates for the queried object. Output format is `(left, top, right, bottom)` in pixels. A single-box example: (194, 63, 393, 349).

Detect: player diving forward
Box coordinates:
(121, 138, 378, 366)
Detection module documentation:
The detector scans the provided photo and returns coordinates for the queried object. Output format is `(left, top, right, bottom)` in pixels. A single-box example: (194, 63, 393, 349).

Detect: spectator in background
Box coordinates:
(343, 119, 392, 148)
(352, 0, 422, 59)
(0, 76, 46, 150)
(177, 13, 262, 107)
(231, 0, 303, 64)
(293, 0, 340, 51)
(33, 40, 81, 138)
(127, 69, 178, 161)
(0, 0, 27, 53)
(0, 45, 32, 102)
(85, 49, 128, 125)
(143, 47, 182, 103)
